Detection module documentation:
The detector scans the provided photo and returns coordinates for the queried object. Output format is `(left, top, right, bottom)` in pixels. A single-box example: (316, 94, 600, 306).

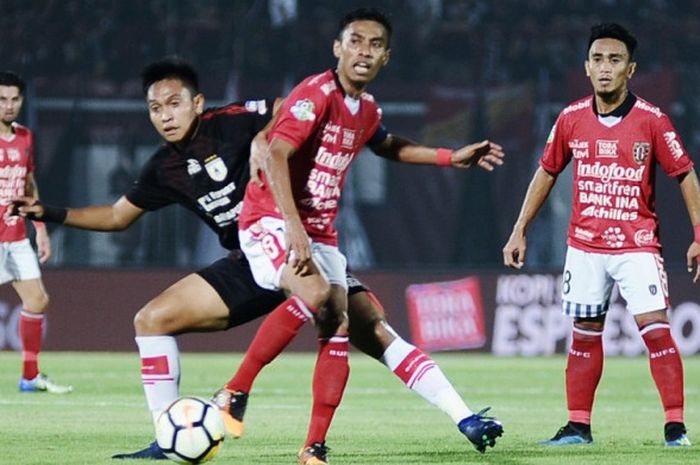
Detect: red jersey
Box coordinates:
(540, 96, 693, 253)
(541, 95, 693, 253)
(0, 123, 34, 242)
(239, 70, 383, 245)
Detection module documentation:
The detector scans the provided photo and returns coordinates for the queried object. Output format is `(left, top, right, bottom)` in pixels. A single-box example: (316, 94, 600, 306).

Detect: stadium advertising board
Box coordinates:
(491, 273, 700, 356)
(405, 277, 486, 351)
(0, 270, 698, 355)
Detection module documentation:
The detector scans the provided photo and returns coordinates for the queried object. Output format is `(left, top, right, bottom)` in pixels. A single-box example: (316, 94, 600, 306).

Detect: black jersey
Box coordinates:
(126, 99, 273, 250)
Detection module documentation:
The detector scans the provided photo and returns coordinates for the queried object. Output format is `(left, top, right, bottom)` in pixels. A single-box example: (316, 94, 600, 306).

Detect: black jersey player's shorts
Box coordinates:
(196, 251, 370, 329)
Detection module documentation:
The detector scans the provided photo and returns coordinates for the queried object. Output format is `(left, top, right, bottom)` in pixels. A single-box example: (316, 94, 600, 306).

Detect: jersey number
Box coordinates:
(563, 270, 572, 295)
(261, 234, 282, 260)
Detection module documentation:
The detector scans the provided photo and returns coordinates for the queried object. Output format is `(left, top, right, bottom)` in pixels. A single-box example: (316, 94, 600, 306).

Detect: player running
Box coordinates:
(503, 23, 698, 447)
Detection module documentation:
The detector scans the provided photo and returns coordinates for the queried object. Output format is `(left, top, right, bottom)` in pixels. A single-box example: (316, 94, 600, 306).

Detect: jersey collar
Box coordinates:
(592, 91, 637, 118)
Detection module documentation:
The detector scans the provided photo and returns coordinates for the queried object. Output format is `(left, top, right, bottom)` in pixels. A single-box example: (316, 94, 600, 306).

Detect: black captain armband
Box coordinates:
(34, 203, 68, 224)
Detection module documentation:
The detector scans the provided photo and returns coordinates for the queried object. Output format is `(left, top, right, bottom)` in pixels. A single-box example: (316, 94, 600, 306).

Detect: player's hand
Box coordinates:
(503, 229, 527, 269)
(35, 226, 52, 263)
(250, 131, 269, 187)
(9, 196, 44, 219)
(284, 217, 312, 275)
(687, 241, 700, 283)
(452, 140, 505, 171)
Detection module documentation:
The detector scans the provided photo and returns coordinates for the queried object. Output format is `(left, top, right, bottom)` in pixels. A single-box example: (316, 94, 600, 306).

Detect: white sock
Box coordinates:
(382, 334, 472, 424)
(135, 335, 180, 427)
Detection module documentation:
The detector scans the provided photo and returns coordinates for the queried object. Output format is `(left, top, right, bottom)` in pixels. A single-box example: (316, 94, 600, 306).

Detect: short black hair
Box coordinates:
(140, 57, 199, 96)
(0, 71, 26, 94)
(338, 7, 392, 46)
(588, 23, 637, 58)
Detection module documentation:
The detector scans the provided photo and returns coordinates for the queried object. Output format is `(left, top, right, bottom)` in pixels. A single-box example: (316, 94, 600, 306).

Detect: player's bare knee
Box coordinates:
(297, 280, 331, 310)
(573, 315, 605, 332)
(23, 292, 49, 313)
(134, 303, 172, 335)
(316, 306, 347, 336)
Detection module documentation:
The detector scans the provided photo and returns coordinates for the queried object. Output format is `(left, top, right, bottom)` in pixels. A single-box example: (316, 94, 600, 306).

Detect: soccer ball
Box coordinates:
(156, 396, 225, 464)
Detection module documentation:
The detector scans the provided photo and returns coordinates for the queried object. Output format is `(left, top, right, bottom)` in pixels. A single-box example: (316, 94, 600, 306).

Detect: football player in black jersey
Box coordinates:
(14, 57, 501, 459)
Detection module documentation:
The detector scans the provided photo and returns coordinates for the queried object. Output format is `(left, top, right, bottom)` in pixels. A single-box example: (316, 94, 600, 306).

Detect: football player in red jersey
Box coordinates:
(0, 71, 72, 395)
(503, 23, 700, 447)
(232, 8, 503, 463)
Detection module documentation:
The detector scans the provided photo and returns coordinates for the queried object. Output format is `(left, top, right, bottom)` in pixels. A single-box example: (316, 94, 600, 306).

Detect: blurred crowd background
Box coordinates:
(3, 0, 699, 270)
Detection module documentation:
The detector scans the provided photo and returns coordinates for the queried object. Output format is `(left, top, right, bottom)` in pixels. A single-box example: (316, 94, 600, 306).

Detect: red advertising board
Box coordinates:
(405, 277, 486, 352)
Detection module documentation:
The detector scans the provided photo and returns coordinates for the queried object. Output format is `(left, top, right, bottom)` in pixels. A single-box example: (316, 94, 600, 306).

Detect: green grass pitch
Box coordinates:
(0, 351, 698, 464)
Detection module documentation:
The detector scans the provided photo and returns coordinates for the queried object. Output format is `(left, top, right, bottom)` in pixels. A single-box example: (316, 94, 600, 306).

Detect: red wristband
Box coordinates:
(694, 224, 700, 243)
(436, 148, 453, 167)
(32, 221, 46, 230)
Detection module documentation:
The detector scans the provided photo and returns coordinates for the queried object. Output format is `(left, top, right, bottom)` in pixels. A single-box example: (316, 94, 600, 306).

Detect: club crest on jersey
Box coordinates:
(649, 284, 657, 295)
(290, 99, 316, 122)
(187, 158, 202, 175)
(632, 142, 650, 165)
(204, 155, 227, 182)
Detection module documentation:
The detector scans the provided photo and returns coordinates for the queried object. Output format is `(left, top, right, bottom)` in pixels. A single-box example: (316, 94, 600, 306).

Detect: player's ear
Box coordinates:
(333, 39, 342, 59)
(627, 61, 636, 79)
(381, 48, 391, 67)
(193, 93, 205, 115)
(584, 60, 591, 77)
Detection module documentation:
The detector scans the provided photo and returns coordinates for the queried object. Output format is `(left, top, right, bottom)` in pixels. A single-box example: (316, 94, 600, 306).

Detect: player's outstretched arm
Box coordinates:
(503, 167, 557, 269)
(678, 169, 700, 282)
(370, 134, 504, 171)
(12, 195, 145, 232)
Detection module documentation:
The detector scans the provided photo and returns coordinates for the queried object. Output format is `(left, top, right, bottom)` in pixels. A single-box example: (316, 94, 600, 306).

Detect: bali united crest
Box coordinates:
(204, 154, 227, 182)
(632, 142, 650, 165)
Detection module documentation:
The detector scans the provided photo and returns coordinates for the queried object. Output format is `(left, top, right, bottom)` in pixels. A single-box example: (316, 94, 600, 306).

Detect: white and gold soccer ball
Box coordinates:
(156, 396, 225, 464)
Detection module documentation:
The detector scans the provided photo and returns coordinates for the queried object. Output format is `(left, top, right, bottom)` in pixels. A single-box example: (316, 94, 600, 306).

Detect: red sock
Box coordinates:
(20, 311, 44, 380)
(226, 296, 313, 393)
(566, 327, 604, 424)
(641, 321, 684, 423)
(306, 335, 350, 446)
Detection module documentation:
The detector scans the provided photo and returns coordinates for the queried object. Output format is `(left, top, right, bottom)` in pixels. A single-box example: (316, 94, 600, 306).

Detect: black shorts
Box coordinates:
(196, 251, 370, 329)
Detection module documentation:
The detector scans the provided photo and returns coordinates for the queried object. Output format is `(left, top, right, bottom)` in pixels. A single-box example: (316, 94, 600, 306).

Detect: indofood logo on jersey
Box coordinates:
(204, 154, 227, 182)
(314, 146, 353, 171)
(577, 162, 645, 183)
(290, 99, 316, 122)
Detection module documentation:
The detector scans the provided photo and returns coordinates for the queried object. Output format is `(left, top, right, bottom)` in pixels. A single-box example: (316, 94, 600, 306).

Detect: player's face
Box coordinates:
(146, 79, 204, 143)
(585, 38, 636, 99)
(333, 20, 390, 96)
(0, 85, 23, 126)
